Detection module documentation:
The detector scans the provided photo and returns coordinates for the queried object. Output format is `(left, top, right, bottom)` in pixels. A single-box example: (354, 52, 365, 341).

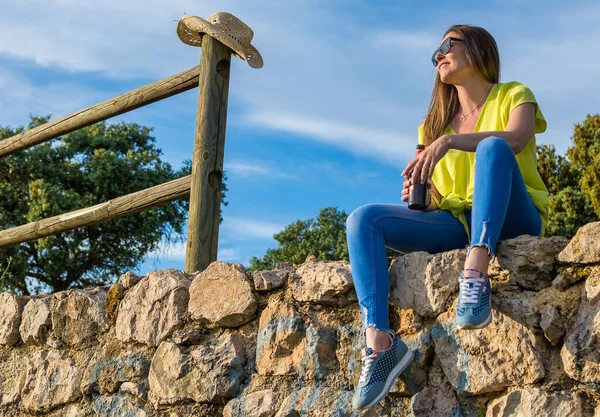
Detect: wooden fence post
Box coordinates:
(185, 35, 232, 274)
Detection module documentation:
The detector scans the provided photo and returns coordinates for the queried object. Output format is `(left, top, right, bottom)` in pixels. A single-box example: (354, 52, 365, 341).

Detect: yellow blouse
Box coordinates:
(417, 81, 549, 241)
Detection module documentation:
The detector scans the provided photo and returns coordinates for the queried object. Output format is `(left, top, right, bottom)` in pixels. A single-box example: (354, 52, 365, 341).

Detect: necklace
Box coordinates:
(459, 84, 493, 122)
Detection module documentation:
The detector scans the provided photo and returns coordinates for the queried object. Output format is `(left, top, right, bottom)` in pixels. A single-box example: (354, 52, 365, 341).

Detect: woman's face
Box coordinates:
(435, 31, 473, 84)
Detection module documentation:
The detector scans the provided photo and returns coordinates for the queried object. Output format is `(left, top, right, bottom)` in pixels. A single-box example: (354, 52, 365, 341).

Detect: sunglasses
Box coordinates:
(431, 37, 463, 67)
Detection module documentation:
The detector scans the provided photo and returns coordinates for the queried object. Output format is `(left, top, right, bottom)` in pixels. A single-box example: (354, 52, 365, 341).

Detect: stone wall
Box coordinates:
(1, 223, 600, 416)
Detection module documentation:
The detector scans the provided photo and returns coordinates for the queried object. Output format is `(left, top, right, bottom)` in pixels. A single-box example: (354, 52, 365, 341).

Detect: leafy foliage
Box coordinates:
(536, 114, 600, 238)
(0, 116, 227, 295)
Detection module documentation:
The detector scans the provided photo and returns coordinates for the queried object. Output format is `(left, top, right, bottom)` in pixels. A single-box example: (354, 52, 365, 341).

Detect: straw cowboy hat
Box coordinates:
(177, 12, 263, 69)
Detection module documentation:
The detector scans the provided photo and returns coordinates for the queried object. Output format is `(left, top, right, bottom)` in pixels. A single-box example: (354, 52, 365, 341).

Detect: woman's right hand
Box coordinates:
(401, 179, 412, 202)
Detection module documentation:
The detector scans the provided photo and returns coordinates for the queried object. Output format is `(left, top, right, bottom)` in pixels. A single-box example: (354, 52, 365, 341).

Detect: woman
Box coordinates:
(348, 24, 548, 410)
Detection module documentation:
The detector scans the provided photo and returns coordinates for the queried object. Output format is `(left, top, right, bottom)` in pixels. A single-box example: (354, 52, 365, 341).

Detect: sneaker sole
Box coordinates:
(353, 348, 415, 410)
(457, 309, 493, 330)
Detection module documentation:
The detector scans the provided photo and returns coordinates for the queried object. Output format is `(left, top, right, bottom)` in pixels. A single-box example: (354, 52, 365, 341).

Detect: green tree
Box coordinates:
(536, 114, 600, 238)
(0, 116, 228, 295)
(248, 207, 401, 271)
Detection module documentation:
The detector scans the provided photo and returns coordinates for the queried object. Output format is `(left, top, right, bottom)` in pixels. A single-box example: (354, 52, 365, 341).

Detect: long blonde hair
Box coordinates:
(424, 25, 500, 205)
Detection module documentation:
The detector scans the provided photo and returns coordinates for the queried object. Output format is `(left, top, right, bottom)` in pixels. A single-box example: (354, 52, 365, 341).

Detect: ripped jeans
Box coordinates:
(346, 136, 543, 335)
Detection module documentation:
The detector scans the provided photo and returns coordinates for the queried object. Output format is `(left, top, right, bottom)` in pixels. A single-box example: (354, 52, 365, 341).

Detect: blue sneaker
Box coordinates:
(352, 335, 414, 410)
(456, 269, 492, 329)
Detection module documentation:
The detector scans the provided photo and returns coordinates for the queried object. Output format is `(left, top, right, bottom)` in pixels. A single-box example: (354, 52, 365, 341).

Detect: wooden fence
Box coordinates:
(0, 33, 238, 274)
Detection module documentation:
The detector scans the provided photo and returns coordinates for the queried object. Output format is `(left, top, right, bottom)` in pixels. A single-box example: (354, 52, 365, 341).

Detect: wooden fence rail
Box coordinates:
(0, 66, 201, 159)
(0, 12, 254, 275)
(0, 176, 191, 248)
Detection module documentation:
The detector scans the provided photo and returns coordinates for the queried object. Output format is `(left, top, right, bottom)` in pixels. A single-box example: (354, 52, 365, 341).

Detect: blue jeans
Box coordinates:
(346, 137, 543, 334)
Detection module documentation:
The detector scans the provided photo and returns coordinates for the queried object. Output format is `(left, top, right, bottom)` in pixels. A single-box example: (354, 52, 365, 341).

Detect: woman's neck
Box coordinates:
(454, 79, 494, 115)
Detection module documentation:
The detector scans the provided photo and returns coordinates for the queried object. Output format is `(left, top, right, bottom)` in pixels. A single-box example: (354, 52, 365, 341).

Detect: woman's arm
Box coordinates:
(444, 103, 537, 155)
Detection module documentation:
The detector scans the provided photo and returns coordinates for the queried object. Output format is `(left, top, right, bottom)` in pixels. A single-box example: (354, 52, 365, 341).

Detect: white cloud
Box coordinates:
(217, 248, 239, 262)
(226, 160, 295, 179)
(1, 1, 599, 165)
(246, 112, 414, 164)
(221, 217, 284, 239)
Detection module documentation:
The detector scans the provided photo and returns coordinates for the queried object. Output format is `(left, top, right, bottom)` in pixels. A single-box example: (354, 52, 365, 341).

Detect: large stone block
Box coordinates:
(490, 235, 568, 291)
(116, 269, 191, 346)
(289, 257, 355, 306)
(390, 250, 464, 318)
(223, 389, 280, 417)
(255, 295, 338, 380)
(561, 283, 600, 384)
(19, 296, 51, 346)
(558, 221, 600, 264)
(148, 332, 246, 407)
(91, 392, 148, 417)
(432, 309, 544, 395)
(81, 348, 150, 399)
(0, 292, 28, 346)
(0, 348, 26, 407)
(21, 349, 85, 413)
(274, 386, 388, 416)
(252, 263, 293, 292)
(255, 296, 306, 376)
(486, 389, 582, 417)
(408, 386, 459, 417)
(50, 288, 109, 347)
(188, 262, 257, 327)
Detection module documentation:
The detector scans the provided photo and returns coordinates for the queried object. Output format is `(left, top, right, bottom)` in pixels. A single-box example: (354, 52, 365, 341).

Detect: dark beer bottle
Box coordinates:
(408, 144, 430, 210)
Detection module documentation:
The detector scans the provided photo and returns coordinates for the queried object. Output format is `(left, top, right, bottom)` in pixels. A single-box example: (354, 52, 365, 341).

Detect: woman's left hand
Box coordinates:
(401, 135, 451, 183)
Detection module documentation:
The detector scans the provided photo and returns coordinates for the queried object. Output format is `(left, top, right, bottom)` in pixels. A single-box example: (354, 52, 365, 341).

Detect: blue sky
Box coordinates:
(1, 0, 599, 276)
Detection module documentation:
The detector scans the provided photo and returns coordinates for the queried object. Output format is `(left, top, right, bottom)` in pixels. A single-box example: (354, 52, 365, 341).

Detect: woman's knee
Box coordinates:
(346, 204, 381, 232)
(475, 136, 513, 159)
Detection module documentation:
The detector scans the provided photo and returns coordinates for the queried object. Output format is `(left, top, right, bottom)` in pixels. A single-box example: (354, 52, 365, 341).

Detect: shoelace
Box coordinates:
(358, 348, 376, 384)
(459, 277, 485, 304)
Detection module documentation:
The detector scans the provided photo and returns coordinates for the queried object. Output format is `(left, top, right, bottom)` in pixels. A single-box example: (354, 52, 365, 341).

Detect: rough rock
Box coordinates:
(21, 349, 85, 413)
(539, 304, 565, 346)
(491, 235, 568, 291)
(289, 257, 355, 306)
(536, 284, 582, 323)
(255, 295, 336, 380)
(390, 250, 464, 318)
(81, 350, 150, 398)
(432, 309, 544, 395)
(188, 262, 257, 327)
(91, 392, 148, 417)
(252, 269, 288, 292)
(274, 386, 387, 417)
(50, 289, 109, 347)
(223, 389, 279, 417)
(486, 389, 582, 417)
(19, 296, 51, 346)
(116, 269, 191, 346)
(170, 328, 204, 345)
(408, 387, 459, 417)
(0, 348, 27, 407)
(558, 222, 600, 264)
(148, 332, 246, 407)
(561, 284, 600, 384)
(0, 292, 28, 345)
(493, 290, 539, 329)
(391, 331, 434, 396)
(120, 271, 143, 289)
(105, 283, 126, 325)
(586, 266, 600, 302)
(255, 296, 306, 376)
(552, 266, 590, 290)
